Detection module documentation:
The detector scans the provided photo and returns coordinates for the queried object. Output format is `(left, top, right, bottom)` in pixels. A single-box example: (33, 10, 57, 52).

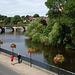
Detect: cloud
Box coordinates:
(0, 0, 48, 17)
(0, 0, 12, 5)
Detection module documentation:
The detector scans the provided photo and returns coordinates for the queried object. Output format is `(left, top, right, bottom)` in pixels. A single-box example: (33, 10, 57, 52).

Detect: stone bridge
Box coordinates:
(0, 24, 28, 32)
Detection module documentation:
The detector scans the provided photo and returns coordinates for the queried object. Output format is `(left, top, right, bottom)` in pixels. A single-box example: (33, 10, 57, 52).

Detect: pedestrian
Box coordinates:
(17, 53, 21, 63)
(10, 55, 14, 65)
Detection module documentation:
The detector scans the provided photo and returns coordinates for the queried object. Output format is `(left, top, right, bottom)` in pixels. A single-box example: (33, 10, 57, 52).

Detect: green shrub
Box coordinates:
(27, 21, 39, 32)
(43, 24, 52, 36)
(25, 20, 40, 37)
(48, 22, 60, 45)
(25, 31, 29, 36)
(29, 29, 37, 37)
(34, 18, 43, 23)
(40, 35, 49, 45)
(36, 24, 45, 33)
(32, 33, 40, 43)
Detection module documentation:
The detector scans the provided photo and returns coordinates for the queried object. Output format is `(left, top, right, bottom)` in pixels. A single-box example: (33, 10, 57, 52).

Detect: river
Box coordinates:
(0, 29, 75, 73)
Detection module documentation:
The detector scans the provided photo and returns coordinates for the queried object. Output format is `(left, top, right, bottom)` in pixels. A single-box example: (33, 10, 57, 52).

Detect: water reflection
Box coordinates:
(25, 39, 75, 72)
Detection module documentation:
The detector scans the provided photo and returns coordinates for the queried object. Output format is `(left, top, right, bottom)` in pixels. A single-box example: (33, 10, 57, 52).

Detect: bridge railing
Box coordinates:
(0, 48, 75, 75)
(0, 24, 28, 27)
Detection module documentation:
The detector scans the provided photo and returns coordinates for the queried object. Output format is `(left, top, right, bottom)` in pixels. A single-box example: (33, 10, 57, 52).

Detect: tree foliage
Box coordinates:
(45, 0, 75, 48)
(48, 23, 60, 45)
(43, 24, 52, 36)
(33, 14, 39, 18)
(3, 17, 11, 25)
(0, 14, 11, 25)
(32, 33, 40, 43)
(25, 18, 46, 42)
(11, 15, 22, 24)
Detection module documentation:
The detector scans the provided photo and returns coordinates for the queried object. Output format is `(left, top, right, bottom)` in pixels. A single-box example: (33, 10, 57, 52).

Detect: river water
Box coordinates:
(0, 29, 75, 73)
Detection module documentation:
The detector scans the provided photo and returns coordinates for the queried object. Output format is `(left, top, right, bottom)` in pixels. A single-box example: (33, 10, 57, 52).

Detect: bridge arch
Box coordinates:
(3, 26, 14, 32)
(0, 24, 27, 32)
(22, 26, 25, 32)
(13, 26, 25, 32)
(0, 26, 5, 32)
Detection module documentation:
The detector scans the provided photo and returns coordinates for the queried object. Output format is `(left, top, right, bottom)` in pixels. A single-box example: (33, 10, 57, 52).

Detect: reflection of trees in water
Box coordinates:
(25, 39, 75, 72)
(44, 47, 75, 72)
(43, 46, 58, 65)
(25, 39, 43, 54)
(64, 49, 75, 72)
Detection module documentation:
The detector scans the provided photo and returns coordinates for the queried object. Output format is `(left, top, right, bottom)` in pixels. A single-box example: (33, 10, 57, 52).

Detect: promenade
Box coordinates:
(0, 63, 20, 75)
(0, 52, 57, 75)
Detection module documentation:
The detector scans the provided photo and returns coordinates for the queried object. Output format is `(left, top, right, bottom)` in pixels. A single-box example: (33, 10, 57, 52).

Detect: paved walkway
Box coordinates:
(0, 63, 20, 75)
(0, 52, 57, 75)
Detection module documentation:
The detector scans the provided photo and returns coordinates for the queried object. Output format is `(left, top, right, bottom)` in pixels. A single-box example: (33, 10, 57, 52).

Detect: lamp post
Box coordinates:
(0, 40, 3, 53)
(27, 48, 35, 67)
(0, 40, 3, 48)
(54, 54, 64, 75)
(10, 43, 16, 56)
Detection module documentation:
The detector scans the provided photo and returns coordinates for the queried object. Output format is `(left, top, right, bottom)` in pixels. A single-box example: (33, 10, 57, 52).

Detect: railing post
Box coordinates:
(12, 48, 14, 56)
(30, 53, 32, 67)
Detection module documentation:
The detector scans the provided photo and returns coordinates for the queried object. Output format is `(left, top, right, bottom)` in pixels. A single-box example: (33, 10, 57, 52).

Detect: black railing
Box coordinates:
(0, 48, 75, 75)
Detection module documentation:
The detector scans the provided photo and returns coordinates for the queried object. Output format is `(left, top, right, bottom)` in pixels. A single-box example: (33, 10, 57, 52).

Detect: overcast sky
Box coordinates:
(0, 0, 48, 17)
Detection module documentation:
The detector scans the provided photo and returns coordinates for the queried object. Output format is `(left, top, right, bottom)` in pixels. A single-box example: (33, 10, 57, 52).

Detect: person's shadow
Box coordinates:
(13, 60, 22, 65)
(13, 62, 19, 65)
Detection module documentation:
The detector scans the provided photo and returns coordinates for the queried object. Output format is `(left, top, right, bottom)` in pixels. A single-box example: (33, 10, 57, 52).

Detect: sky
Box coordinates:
(0, 0, 48, 17)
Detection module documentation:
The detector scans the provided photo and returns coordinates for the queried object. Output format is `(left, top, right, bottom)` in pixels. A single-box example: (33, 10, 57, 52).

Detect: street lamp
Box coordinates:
(0, 40, 3, 48)
(54, 54, 64, 75)
(0, 40, 3, 53)
(27, 48, 35, 67)
(10, 43, 16, 56)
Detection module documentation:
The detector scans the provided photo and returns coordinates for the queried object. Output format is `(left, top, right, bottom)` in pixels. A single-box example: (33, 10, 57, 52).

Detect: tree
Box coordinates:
(21, 16, 26, 20)
(1, 15, 7, 20)
(45, 0, 61, 19)
(48, 23, 60, 45)
(3, 17, 11, 25)
(0, 15, 9, 25)
(45, 0, 75, 48)
(11, 15, 22, 24)
(45, 0, 75, 22)
(33, 14, 39, 18)
(40, 20, 47, 26)
(43, 24, 52, 36)
(26, 15, 30, 20)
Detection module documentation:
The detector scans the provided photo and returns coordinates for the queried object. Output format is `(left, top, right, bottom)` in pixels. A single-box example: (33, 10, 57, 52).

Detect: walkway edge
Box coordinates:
(0, 52, 57, 75)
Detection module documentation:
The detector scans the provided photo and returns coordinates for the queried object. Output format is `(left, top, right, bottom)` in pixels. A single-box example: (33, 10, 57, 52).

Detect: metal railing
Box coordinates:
(0, 48, 75, 75)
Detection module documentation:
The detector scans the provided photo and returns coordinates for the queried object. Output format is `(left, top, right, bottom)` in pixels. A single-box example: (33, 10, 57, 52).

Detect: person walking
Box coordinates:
(17, 53, 21, 63)
(10, 55, 14, 65)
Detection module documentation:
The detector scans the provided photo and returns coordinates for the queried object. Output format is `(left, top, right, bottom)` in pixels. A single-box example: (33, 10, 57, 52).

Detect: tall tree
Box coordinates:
(3, 17, 11, 25)
(45, 0, 75, 48)
(33, 14, 39, 18)
(11, 15, 22, 24)
(21, 16, 26, 20)
(26, 15, 30, 20)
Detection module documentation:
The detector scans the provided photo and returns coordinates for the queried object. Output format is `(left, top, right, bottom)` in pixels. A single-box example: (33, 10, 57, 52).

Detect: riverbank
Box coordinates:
(0, 52, 57, 75)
